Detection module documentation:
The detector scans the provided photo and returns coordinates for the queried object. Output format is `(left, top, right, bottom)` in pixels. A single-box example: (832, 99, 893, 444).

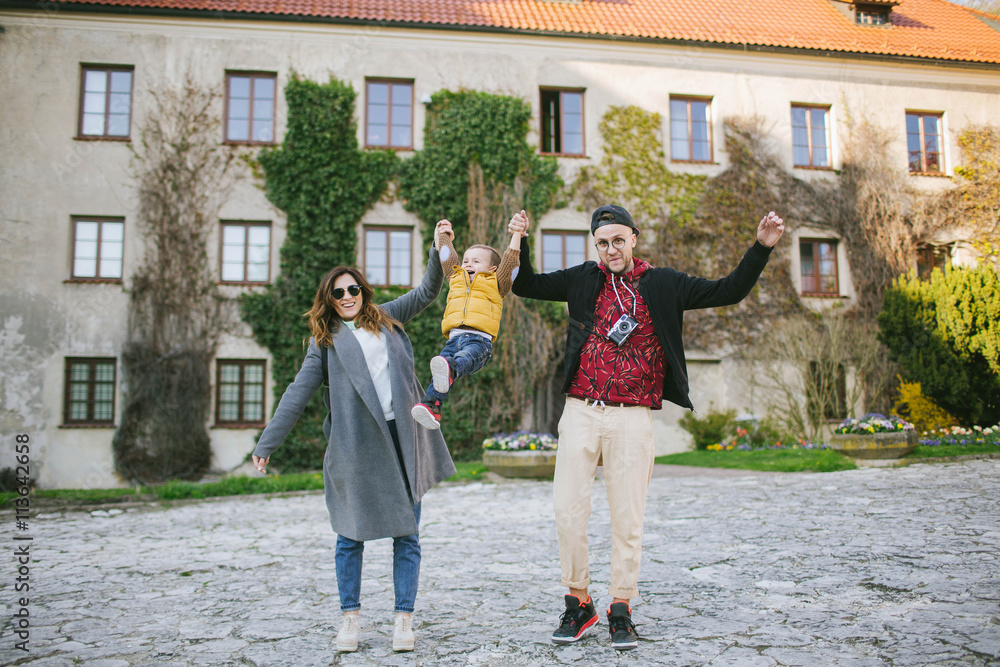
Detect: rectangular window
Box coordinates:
(916, 243, 952, 279)
(906, 112, 943, 174)
(541, 231, 587, 272)
(64, 358, 116, 425)
(78, 65, 133, 139)
(800, 239, 839, 296)
(216, 360, 266, 425)
(670, 97, 712, 162)
(540, 89, 585, 156)
(856, 9, 888, 25)
(220, 222, 271, 283)
(226, 72, 277, 144)
(365, 226, 412, 287)
(366, 80, 413, 149)
(791, 105, 832, 168)
(71, 217, 125, 281)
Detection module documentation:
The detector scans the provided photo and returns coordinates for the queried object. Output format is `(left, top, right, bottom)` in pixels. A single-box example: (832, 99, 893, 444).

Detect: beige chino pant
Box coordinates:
(553, 397, 655, 600)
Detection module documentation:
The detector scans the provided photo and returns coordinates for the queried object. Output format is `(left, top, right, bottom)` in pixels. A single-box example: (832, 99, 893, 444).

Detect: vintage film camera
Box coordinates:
(608, 313, 640, 346)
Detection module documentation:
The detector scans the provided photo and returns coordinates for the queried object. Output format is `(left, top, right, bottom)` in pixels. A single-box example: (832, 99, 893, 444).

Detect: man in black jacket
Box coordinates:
(509, 204, 784, 650)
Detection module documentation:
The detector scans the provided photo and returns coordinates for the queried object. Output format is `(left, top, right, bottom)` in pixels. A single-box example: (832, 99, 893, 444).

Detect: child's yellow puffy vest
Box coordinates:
(441, 267, 503, 340)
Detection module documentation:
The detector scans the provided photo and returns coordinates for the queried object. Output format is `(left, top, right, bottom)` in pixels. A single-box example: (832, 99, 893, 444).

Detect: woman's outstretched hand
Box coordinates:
(252, 454, 270, 474)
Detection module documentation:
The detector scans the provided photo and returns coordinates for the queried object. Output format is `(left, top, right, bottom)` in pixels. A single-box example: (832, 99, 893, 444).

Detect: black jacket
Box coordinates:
(511, 237, 773, 410)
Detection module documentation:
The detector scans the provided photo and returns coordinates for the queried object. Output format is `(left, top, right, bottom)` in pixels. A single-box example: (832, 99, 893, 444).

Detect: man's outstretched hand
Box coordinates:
(757, 211, 785, 248)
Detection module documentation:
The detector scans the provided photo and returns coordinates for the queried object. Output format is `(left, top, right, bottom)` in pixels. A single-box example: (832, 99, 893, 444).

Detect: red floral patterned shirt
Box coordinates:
(566, 258, 666, 408)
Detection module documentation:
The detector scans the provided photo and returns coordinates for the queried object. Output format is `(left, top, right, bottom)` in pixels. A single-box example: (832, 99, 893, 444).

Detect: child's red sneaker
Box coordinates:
(430, 356, 453, 393)
(410, 401, 442, 430)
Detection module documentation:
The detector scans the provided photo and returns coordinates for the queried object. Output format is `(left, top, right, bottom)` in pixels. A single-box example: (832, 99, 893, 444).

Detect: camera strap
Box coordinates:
(611, 275, 637, 319)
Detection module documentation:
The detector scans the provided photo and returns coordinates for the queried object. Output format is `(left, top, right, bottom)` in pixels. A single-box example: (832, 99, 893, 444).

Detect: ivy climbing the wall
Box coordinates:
(241, 74, 397, 471)
(399, 89, 561, 249)
(398, 90, 565, 457)
(572, 108, 803, 351)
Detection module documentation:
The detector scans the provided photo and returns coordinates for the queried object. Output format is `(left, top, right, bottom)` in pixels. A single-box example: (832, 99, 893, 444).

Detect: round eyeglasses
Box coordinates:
(332, 285, 362, 300)
(594, 237, 628, 252)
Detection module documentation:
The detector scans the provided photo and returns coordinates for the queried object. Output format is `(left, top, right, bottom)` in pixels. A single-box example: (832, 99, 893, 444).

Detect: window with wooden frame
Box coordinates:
(541, 231, 587, 272)
(225, 72, 277, 144)
(220, 221, 271, 284)
(540, 89, 584, 156)
(216, 360, 266, 426)
(916, 243, 952, 279)
(70, 217, 125, 282)
(63, 358, 116, 425)
(856, 9, 889, 24)
(799, 239, 840, 296)
(366, 79, 413, 149)
(791, 105, 832, 168)
(364, 226, 412, 287)
(670, 96, 713, 163)
(906, 112, 943, 174)
(78, 65, 133, 139)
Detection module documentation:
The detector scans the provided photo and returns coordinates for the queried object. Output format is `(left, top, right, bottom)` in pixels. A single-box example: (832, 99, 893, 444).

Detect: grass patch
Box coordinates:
(655, 448, 857, 473)
(446, 460, 489, 482)
(0, 463, 494, 508)
(909, 443, 1000, 458)
(148, 473, 325, 500)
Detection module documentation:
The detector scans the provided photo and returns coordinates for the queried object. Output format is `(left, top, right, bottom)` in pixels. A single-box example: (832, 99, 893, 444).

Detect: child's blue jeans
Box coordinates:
(422, 332, 493, 405)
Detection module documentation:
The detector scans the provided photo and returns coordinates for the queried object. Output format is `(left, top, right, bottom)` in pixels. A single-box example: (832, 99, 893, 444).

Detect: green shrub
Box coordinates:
(240, 74, 397, 471)
(878, 265, 1000, 426)
(679, 408, 737, 450)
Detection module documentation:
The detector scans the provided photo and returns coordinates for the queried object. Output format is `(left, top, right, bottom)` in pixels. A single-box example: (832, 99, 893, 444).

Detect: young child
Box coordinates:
(410, 221, 523, 430)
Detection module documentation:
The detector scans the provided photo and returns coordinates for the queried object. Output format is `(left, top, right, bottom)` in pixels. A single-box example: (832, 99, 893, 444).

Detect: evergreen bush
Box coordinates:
(678, 408, 738, 450)
(878, 265, 1000, 426)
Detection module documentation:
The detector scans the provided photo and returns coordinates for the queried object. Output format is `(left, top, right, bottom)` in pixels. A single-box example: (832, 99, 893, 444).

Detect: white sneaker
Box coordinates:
(392, 612, 415, 652)
(430, 356, 452, 393)
(336, 613, 360, 652)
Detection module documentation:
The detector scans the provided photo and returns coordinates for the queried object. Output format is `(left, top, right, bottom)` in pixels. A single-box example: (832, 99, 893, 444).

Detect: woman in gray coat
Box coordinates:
(251, 221, 456, 654)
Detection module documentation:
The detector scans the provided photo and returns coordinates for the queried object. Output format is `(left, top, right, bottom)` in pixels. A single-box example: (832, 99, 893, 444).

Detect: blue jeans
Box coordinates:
(335, 503, 421, 613)
(423, 333, 493, 405)
(335, 420, 422, 613)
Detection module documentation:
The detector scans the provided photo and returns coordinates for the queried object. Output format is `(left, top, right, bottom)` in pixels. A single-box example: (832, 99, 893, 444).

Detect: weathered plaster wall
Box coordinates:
(1, 11, 997, 483)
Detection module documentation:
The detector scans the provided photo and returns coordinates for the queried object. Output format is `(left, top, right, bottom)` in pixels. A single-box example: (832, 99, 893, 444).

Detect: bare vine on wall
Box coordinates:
(462, 163, 564, 433)
(914, 123, 1000, 266)
(818, 116, 916, 323)
(113, 78, 240, 483)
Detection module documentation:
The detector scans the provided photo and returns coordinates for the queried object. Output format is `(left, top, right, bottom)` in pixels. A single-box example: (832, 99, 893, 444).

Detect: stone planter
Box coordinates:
(829, 430, 918, 461)
(482, 449, 557, 478)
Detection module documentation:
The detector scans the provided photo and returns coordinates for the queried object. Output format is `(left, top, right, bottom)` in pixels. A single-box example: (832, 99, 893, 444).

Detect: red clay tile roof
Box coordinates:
(42, 0, 1000, 65)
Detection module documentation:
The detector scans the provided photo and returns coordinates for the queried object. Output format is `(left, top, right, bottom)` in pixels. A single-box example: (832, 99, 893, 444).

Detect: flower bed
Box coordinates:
(834, 413, 915, 435)
(481, 432, 557, 478)
(918, 424, 1000, 448)
(482, 431, 558, 452)
(707, 426, 826, 452)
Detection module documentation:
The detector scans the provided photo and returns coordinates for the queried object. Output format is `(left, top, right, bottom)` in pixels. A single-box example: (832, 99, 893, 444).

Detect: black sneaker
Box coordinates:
(607, 602, 639, 650)
(551, 595, 598, 644)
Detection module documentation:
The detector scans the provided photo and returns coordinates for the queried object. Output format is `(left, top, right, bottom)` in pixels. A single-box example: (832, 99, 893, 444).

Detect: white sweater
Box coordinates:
(344, 320, 394, 420)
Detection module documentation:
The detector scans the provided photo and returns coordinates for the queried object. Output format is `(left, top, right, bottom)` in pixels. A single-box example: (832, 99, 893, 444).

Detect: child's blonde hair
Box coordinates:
(467, 244, 500, 268)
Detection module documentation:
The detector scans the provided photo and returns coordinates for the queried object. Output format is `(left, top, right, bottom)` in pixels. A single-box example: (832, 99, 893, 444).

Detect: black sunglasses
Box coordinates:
(331, 285, 362, 300)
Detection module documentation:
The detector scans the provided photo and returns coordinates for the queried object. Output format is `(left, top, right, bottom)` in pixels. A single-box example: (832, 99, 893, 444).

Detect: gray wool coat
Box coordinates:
(252, 250, 455, 542)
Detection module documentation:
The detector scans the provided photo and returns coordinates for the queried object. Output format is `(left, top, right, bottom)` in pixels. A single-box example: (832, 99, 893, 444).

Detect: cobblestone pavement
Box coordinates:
(3, 460, 1000, 666)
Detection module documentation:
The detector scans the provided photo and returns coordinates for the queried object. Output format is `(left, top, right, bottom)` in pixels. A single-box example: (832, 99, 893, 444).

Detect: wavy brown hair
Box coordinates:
(305, 266, 401, 347)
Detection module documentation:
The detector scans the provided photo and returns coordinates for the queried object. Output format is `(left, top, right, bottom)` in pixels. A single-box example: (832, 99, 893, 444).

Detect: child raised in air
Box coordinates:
(410, 220, 523, 430)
